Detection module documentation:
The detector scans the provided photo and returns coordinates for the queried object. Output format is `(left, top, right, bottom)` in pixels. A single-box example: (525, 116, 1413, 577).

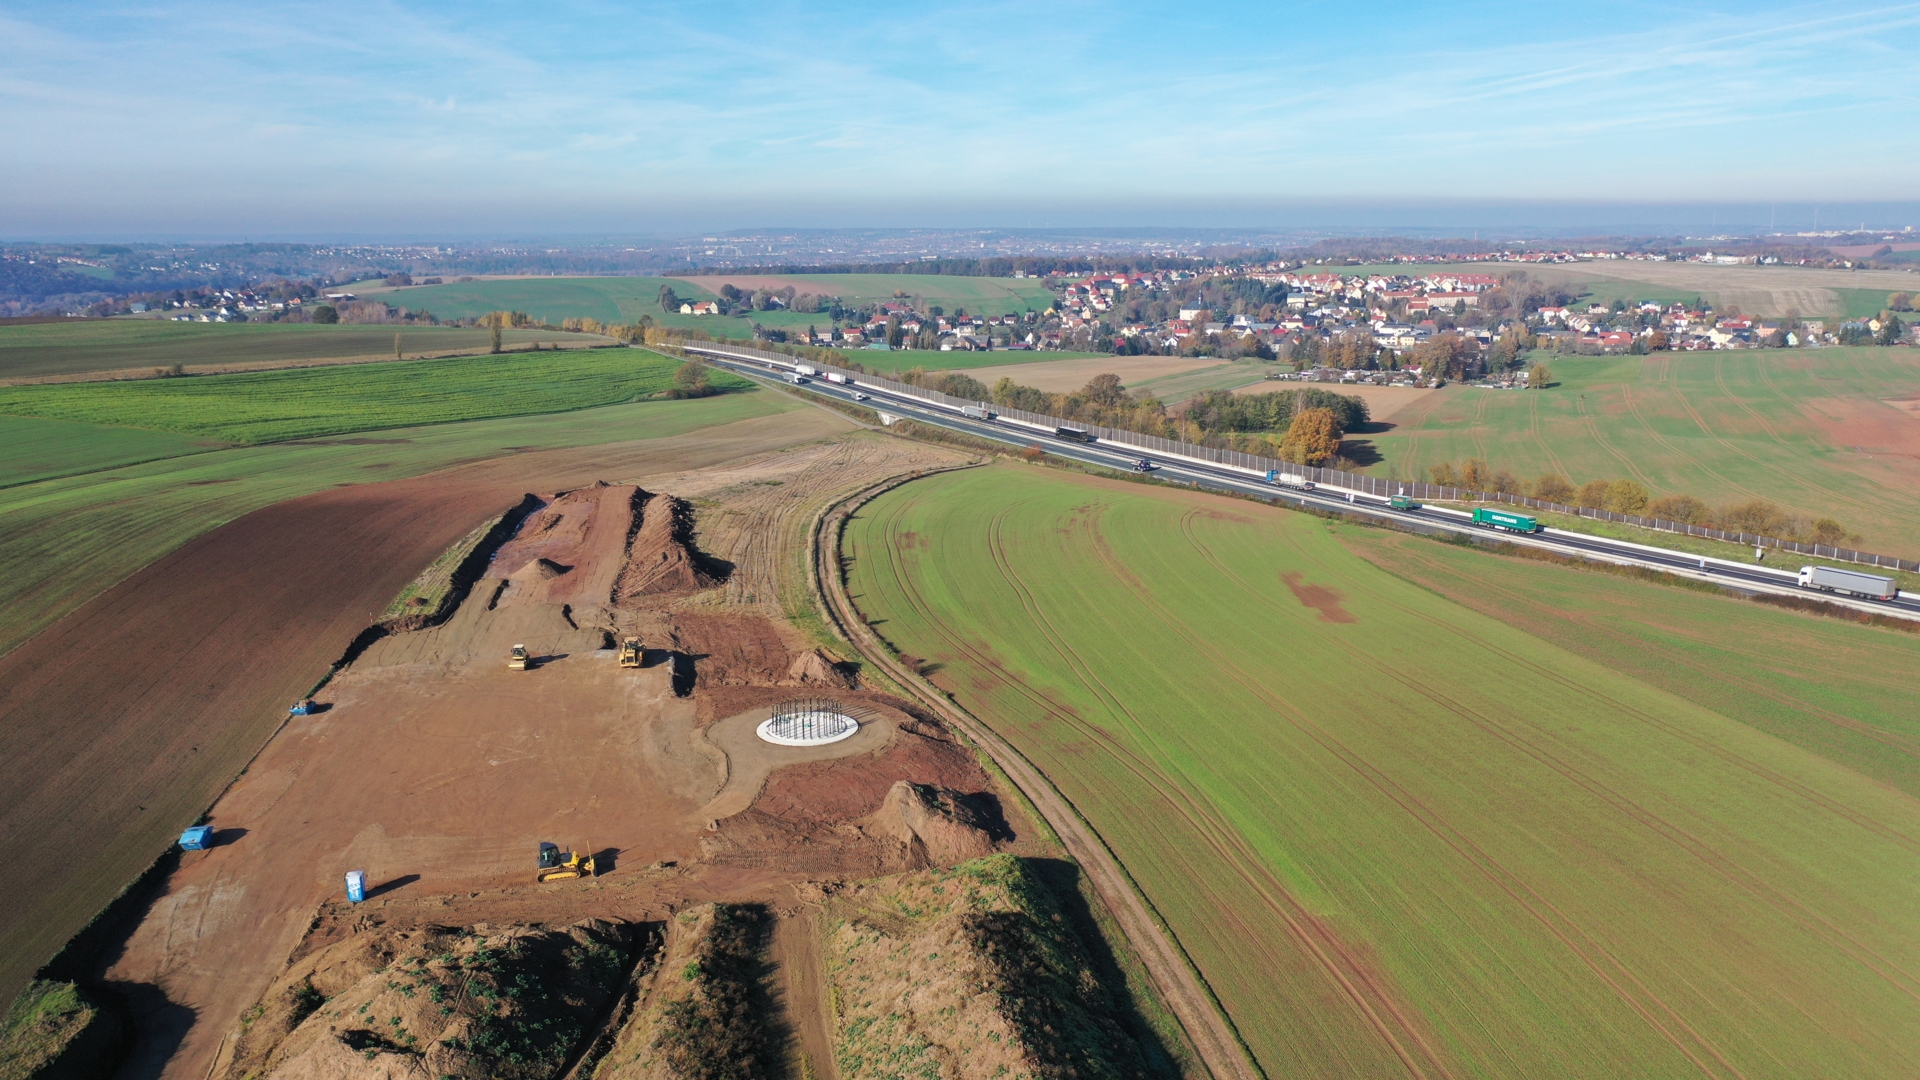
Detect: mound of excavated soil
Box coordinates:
(826, 855, 1159, 1080)
(869, 781, 1000, 867)
(785, 648, 858, 689)
(615, 494, 728, 601)
(225, 919, 637, 1080)
(590, 904, 773, 1080)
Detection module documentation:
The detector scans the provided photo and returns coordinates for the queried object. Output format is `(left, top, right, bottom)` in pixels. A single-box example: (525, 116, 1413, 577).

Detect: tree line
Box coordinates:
(1424, 457, 1857, 545)
(886, 368, 1367, 466)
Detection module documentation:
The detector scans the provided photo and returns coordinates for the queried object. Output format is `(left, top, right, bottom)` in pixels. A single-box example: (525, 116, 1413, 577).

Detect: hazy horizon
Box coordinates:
(4, 1, 1917, 238)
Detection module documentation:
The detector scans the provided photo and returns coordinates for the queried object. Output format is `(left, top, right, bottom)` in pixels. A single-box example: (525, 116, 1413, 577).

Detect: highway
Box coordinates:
(684, 344, 1920, 622)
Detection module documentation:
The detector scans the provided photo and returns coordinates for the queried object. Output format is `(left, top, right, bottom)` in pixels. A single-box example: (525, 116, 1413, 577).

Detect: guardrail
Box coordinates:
(680, 341, 1920, 574)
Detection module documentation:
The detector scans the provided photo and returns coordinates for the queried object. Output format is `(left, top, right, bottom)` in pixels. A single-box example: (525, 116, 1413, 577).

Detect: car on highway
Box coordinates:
(1132, 458, 1158, 472)
(851, 391, 869, 401)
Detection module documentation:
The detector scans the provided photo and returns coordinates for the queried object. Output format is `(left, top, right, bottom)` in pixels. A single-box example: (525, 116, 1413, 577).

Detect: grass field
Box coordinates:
(1338, 526, 1920, 800)
(0, 390, 793, 659)
(0, 320, 607, 381)
(843, 462, 1920, 1080)
(1128, 358, 1277, 402)
(376, 273, 1058, 333)
(0, 348, 743, 444)
(684, 272, 1057, 315)
(1359, 347, 1920, 555)
(0, 415, 219, 488)
(364, 276, 714, 327)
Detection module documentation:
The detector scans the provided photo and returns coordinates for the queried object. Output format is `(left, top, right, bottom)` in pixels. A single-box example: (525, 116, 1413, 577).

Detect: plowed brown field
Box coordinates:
(0, 410, 855, 1014)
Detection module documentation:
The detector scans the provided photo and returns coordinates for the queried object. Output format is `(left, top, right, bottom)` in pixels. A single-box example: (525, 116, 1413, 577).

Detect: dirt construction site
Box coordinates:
(13, 417, 1191, 1080)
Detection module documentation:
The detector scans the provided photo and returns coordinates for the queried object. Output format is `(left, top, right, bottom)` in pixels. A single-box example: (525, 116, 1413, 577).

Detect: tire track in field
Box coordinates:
(1133, 512, 1745, 1080)
(1699, 357, 1882, 519)
(1527, 393, 1573, 481)
(1711, 357, 1790, 447)
(1468, 393, 1491, 466)
(977, 501, 1454, 1080)
(874, 494, 1427, 1078)
(1619, 383, 1773, 504)
(831, 477, 1263, 1080)
(1574, 391, 1661, 489)
(1175, 516, 1767, 1080)
(1316, 536, 1920, 1005)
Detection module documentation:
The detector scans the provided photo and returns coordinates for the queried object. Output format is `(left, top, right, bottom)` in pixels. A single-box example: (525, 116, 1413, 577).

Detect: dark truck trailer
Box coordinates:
(1053, 426, 1095, 443)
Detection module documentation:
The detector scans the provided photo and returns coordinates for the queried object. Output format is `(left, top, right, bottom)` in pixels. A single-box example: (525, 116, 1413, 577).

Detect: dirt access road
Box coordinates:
(0, 408, 857, 1014)
(815, 471, 1261, 1080)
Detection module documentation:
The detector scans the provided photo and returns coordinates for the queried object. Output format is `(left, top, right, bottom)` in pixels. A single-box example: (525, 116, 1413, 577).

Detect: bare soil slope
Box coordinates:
(0, 409, 854, 1023)
(68, 430, 1046, 1080)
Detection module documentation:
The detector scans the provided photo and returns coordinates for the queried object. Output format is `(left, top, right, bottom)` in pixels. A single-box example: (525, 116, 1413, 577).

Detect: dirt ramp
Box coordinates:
(225, 920, 638, 1080)
(870, 781, 1001, 867)
(825, 855, 1161, 1080)
(591, 904, 774, 1080)
(615, 494, 729, 602)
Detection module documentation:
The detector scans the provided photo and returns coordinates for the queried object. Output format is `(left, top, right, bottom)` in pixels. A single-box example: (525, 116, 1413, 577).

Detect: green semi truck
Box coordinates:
(1472, 506, 1541, 533)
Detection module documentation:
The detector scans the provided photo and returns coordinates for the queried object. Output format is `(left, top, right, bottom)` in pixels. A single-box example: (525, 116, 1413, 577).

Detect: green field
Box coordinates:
(1361, 347, 1920, 555)
(0, 415, 219, 488)
(368, 277, 714, 328)
(377, 273, 1057, 330)
(1340, 525, 1920, 799)
(0, 320, 607, 381)
(0, 348, 743, 444)
(0, 390, 793, 659)
(844, 463, 1920, 1079)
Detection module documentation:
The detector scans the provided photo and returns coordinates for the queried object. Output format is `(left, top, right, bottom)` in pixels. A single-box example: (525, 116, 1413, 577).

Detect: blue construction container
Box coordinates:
(345, 870, 366, 903)
(179, 826, 214, 850)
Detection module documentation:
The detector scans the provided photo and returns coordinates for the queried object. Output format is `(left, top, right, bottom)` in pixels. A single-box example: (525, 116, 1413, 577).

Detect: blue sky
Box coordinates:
(3, 1, 1917, 236)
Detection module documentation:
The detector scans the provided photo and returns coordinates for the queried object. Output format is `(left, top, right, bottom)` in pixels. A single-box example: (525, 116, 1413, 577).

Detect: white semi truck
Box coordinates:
(1798, 564, 1898, 600)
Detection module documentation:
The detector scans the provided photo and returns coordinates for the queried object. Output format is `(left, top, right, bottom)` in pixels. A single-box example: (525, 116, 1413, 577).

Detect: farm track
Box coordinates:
(813, 474, 1264, 1080)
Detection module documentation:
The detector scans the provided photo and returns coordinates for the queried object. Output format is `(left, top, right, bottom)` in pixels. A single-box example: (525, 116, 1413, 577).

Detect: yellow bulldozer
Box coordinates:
(618, 637, 641, 668)
(508, 644, 529, 671)
(536, 841, 595, 883)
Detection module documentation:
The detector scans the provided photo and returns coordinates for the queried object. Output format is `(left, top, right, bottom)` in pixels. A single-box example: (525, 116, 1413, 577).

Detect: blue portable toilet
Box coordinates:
(345, 870, 366, 903)
(179, 826, 214, 850)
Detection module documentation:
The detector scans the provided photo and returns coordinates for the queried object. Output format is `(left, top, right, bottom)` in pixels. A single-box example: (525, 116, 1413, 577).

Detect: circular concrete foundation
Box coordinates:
(756, 708, 859, 746)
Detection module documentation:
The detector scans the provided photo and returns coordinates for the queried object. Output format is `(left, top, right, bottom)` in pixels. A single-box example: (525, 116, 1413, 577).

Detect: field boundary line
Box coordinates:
(807, 468, 1266, 1080)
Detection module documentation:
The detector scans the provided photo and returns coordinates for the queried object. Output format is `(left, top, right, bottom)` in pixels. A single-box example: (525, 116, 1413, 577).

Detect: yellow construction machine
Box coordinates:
(617, 637, 641, 668)
(536, 842, 595, 883)
(508, 644, 530, 671)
